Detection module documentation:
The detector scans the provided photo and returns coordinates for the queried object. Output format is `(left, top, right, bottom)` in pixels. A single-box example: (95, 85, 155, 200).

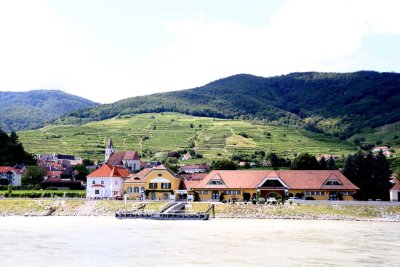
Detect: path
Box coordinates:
(77, 200, 97, 216)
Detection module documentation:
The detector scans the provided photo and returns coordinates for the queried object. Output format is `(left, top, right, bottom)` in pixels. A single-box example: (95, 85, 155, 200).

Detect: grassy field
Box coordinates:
(18, 112, 357, 162)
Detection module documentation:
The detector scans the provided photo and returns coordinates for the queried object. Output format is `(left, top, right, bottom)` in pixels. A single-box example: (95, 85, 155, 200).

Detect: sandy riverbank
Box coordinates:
(1, 199, 400, 221)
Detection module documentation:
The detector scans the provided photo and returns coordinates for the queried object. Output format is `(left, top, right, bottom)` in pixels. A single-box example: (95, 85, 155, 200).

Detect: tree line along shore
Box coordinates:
(1, 199, 399, 222)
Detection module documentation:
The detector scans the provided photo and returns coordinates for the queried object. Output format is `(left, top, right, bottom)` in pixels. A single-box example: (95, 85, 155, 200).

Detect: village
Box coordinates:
(1, 138, 399, 203)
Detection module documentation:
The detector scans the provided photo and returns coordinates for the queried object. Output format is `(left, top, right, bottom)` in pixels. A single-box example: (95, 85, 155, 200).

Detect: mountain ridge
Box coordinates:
(0, 89, 97, 132)
(63, 71, 400, 138)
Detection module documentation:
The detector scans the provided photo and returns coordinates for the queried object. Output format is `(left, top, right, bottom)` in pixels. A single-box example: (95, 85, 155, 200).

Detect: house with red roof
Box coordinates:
(0, 166, 23, 186)
(86, 164, 130, 199)
(192, 170, 359, 201)
(178, 163, 210, 173)
(390, 178, 400, 201)
(105, 138, 141, 172)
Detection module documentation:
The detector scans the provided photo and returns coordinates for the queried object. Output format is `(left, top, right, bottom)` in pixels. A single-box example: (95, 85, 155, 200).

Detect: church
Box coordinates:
(104, 138, 141, 172)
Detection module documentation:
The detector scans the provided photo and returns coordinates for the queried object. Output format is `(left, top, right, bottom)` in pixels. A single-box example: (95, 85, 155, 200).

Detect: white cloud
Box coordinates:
(146, 0, 400, 92)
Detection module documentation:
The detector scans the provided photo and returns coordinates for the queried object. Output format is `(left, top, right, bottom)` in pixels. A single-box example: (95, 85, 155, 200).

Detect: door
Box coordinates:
(164, 192, 169, 200)
(151, 191, 156, 200)
(212, 190, 219, 200)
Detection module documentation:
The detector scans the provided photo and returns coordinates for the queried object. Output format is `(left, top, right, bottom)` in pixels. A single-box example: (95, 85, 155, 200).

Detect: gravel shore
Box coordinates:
(1, 199, 400, 222)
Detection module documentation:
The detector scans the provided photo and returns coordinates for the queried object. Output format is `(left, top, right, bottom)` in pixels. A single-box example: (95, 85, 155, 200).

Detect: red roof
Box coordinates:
(107, 151, 139, 165)
(0, 166, 16, 173)
(179, 164, 210, 170)
(125, 168, 152, 183)
(87, 164, 130, 178)
(180, 179, 201, 190)
(272, 170, 359, 190)
(177, 173, 208, 181)
(193, 170, 359, 190)
(391, 179, 400, 191)
(46, 171, 63, 178)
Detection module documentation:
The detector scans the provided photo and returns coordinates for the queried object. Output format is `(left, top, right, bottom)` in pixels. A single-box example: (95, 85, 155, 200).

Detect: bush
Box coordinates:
(257, 197, 266, 204)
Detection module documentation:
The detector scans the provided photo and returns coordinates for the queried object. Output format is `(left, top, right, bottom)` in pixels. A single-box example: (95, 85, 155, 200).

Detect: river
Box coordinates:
(0, 217, 399, 266)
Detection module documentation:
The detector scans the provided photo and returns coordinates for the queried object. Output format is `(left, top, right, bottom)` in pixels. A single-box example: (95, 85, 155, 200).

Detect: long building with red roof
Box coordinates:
(192, 170, 359, 201)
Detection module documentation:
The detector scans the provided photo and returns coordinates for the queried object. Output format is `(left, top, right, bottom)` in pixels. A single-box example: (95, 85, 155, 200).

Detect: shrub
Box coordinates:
(257, 197, 266, 204)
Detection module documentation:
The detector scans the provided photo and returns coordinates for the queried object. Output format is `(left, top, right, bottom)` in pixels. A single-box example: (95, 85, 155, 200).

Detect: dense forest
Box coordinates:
(64, 71, 400, 138)
(0, 90, 97, 132)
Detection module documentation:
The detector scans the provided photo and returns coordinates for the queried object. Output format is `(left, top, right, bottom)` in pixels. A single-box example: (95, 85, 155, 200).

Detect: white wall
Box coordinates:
(390, 190, 399, 201)
(87, 177, 124, 199)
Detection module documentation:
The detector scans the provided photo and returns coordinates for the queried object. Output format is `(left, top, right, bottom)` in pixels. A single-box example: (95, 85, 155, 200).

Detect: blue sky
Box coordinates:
(0, 0, 399, 103)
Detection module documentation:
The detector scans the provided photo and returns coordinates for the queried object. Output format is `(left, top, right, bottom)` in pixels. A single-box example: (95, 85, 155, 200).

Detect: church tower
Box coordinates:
(105, 138, 115, 162)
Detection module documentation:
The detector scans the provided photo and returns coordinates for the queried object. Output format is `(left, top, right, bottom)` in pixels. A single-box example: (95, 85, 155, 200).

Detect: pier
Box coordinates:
(115, 202, 214, 220)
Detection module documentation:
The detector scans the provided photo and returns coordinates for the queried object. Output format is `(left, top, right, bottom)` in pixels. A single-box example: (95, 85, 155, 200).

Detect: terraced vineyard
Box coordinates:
(18, 113, 357, 162)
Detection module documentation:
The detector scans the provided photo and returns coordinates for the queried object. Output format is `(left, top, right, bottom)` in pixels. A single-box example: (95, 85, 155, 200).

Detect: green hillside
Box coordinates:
(63, 71, 400, 139)
(19, 112, 357, 162)
(349, 121, 400, 150)
(0, 90, 97, 132)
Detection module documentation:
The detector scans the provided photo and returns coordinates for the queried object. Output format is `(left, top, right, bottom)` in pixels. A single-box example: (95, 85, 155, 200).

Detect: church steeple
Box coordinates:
(105, 138, 115, 162)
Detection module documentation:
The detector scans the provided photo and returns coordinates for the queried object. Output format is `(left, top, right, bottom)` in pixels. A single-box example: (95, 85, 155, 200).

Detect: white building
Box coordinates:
(86, 164, 130, 199)
(0, 166, 22, 186)
(178, 164, 210, 174)
(390, 183, 400, 201)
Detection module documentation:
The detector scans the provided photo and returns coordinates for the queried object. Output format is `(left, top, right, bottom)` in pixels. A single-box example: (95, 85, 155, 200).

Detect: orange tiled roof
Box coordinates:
(177, 173, 208, 181)
(87, 164, 130, 178)
(124, 168, 152, 183)
(273, 170, 359, 190)
(180, 179, 201, 190)
(192, 170, 359, 190)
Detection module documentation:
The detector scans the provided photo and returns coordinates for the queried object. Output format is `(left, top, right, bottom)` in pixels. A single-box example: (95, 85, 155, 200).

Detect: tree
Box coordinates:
(22, 166, 47, 186)
(319, 157, 327, 170)
(0, 129, 35, 166)
(291, 153, 320, 170)
(326, 157, 337, 170)
(74, 164, 90, 181)
(212, 159, 237, 170)
(342, 151, 392, 200)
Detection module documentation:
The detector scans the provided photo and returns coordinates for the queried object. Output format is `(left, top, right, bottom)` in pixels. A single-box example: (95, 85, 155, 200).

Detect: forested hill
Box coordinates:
(65, 71, 400, 138)
(0, 90, 97, 132)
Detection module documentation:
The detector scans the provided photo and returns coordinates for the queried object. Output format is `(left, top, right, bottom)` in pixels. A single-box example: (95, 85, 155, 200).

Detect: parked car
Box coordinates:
(288, 197, 299, 200)
(267, 197, 277, 204)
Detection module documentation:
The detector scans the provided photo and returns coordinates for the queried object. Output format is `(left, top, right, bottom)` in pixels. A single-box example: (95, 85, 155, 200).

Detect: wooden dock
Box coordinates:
(115, 211, 209, 220)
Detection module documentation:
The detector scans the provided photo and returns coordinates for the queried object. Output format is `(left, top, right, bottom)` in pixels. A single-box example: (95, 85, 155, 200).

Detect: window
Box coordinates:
(115, 180, 118, 185)
(95, 190, 99, 194)
(198, 190, 209, 195)
(92, 181, 95, 185)
(341, 191, 353, 196)
(101, 180, 104, 185)
(134, 187, 140, 193)
(141, 187, 145, 192)
(149, 183, 157, 189)
(157, 173, 162, 177)
(305, 191, 324, 196)
(223, 190, 241, 195)
(127, 187, 132, 193)
(161, 183, 171, 189)
(324, 180, 343, 186)
(207, 180, 224, 185)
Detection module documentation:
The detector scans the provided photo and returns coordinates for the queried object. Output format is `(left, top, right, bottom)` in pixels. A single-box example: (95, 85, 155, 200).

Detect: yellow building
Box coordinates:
(124, 165, 181, 200)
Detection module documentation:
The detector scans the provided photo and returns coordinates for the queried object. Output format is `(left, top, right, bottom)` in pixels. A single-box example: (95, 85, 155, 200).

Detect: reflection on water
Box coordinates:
(0, 217, 399, 266)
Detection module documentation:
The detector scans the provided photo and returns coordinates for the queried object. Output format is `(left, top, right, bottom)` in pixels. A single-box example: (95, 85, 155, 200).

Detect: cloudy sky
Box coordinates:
(0, 0, 399, 103)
